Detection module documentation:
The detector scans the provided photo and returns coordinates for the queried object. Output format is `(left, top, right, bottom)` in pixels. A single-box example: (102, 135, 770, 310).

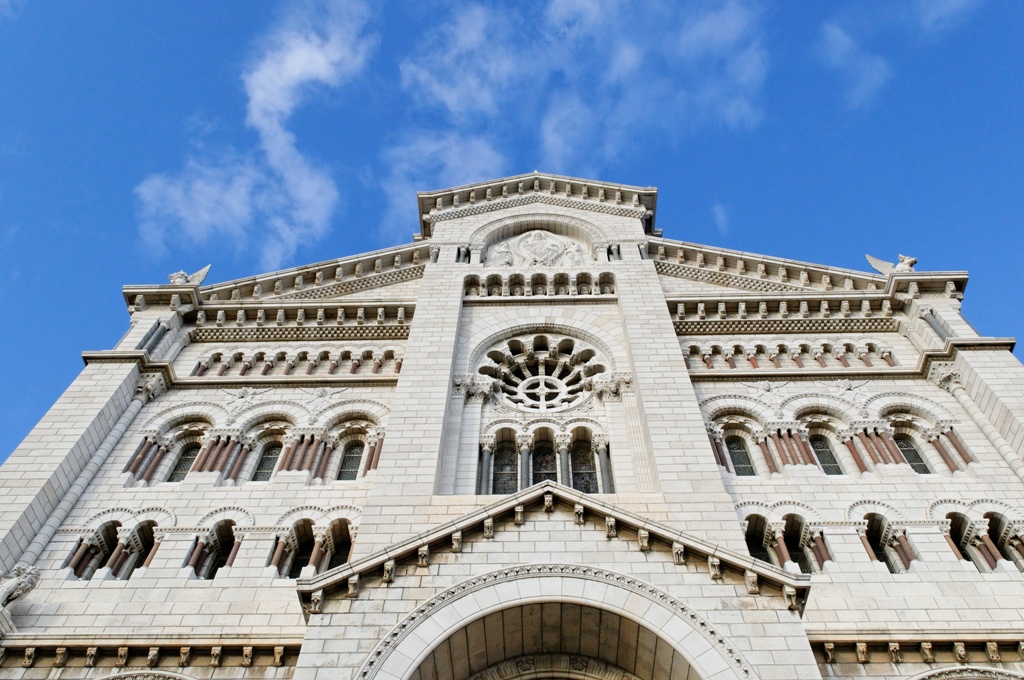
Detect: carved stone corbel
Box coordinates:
(707, 556, 721, 579)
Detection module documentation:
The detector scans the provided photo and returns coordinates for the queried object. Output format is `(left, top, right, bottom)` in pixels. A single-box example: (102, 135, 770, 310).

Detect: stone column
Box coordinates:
(518, 434, 532, 490)
(17, 376, 162, 568)
(477, 440, 494, 495)
(942, 526, 965, 561)
(308, 527, 329, 573)
(556, 434, 572, 487)
(857, 527, 878, 561)
(595, 437, 612, 493)
(937, 370, 1024, 482)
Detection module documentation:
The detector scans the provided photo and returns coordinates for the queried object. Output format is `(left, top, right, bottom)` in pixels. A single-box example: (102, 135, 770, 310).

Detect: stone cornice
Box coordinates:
(676, 317, 899, 336)
(423, 192, 649, 228)
(294, 480, 809, 605)
(652, 237, 968, 299)
(190, 325, 410, 343)
(79, 351, 399, 389)
(687, 337, 1016, 384)
(463, 295, 616, 307)
(416, 171, 658, 238)
(275, 265, 424, 300)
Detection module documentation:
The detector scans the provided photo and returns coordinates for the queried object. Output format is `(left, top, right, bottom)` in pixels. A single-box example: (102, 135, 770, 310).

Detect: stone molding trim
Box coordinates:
(296, 481, 809, 608)
(428, 194, 648, 228)
(465, 653, 642, 680)
(465, 323, 620, 375)
(906, 669, 1024, 680)
(656, 259, 808, 293)
(95, 674, 197, 680)
(191, 325, 411, 343)
(353, 564, 758, 680)
(197, 507, 254, 528)
(676, 317, 899, 336)
(277, 264, 425, 300)
(927, 498, 1022, 522)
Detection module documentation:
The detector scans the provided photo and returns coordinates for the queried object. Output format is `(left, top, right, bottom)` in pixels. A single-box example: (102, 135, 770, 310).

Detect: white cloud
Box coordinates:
(914, 0, 982, 32)
(391, 0, 768, 189)
(712, 203, 729, 236)
(378, 133, 506, 242)
(817, 23, 892, 110)
(136, 154, 264, 254)
(136, 0, 376, 271)
(398, 4, 521, 119)
(540, 94, 597, 173)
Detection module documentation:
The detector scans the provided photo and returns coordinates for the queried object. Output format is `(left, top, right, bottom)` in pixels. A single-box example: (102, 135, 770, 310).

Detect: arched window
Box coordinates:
(895, 435, 930, 474)
(810, 436, 842, 475)
(286, 520, 315, 579)
(168, 445, 200, 483)
(744, 515, 774, 565)
(492, 440, 518, 494)
(865, 513, 900, 573)
(67, 521, 121, 580)
(726, 437, 756, 476)
(985, 512, 1016, 565)
(199, 520, 236, 580)
(337, 442, 364, 481)
(117, 520, 157, 581)
(946, 512, 982, 570)
(532, 439, 557, 485)
(570, 439, 598, 493)
(327, 520, 353, 571)
(252, 445, 281, 482)
(783, 514, 813, 574)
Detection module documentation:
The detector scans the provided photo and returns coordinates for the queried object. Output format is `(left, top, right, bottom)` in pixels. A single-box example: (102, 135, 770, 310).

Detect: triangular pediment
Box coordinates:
(294, 481, 809, 614)
(196, 243, 430, 304)
(417, 172, 659, 239)
(651, 237, 886, 295)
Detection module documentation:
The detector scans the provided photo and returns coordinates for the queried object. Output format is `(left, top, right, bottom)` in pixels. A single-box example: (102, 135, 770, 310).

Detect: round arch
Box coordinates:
(356, 565, 757, 680)
(905, 668, 1024, 680)
(463, 322, 621, 375)
(462, 654, 641, 680)
(468, 213, 609, 253)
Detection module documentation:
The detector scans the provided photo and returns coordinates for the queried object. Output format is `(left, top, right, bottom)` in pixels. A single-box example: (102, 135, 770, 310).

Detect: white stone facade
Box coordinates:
(2, 172, 1024, 680)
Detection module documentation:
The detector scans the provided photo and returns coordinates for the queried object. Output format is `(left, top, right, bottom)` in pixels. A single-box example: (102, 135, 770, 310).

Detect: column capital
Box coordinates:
(136, 374, 165, 401)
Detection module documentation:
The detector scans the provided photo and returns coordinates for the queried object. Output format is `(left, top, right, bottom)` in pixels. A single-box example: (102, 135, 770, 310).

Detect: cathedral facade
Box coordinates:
(2, 172, 1024, 680)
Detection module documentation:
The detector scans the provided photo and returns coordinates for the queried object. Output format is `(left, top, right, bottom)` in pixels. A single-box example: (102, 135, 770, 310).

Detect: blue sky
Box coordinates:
(1, 1, 1022, 463)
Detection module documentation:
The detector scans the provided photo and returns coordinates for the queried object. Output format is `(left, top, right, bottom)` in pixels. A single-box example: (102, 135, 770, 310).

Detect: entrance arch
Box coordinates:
(355, 565, 756, 680)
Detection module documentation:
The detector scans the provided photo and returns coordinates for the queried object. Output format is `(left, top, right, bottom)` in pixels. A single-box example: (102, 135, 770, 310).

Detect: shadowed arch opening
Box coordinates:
(411, 603, 700, 680)
(358, 567, 755, 680)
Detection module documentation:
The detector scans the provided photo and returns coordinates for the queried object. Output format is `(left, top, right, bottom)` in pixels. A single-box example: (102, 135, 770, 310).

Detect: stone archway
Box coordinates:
(464, 654, 642, 680)
(355, 565, 758, 680)
(410, 604, 696, 680)
(905, 669, 1024, 680)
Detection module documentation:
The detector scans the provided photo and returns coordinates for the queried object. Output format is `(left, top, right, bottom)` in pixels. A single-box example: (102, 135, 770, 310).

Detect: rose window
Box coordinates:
(479, 334, 606, 412)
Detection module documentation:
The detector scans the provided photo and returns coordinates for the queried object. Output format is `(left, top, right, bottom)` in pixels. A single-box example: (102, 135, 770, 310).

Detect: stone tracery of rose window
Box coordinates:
(478, 334, 606, 413)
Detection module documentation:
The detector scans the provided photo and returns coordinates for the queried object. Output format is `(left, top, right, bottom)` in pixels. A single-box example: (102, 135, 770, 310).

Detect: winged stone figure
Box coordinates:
(865, 254, 916, 276)
(168, 264, 212, 286)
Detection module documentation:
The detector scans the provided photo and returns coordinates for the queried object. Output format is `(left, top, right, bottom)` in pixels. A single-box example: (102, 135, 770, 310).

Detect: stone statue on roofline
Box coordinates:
(0, 564, 39, 607)
(168, 264, 212, 285)
(865, 254, 916, 275)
